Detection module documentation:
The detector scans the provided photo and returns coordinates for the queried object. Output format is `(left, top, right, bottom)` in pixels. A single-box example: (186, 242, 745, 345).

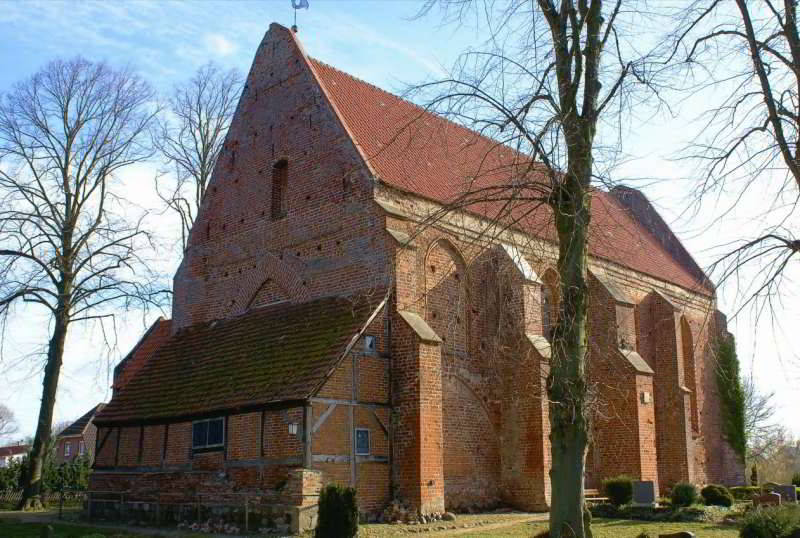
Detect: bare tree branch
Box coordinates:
(0, 57, 168, 509)
(153, 62, 242, 250)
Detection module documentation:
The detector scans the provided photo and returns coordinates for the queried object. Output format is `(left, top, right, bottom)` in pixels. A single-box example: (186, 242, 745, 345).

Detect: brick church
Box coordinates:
(91, 23, 744, 523)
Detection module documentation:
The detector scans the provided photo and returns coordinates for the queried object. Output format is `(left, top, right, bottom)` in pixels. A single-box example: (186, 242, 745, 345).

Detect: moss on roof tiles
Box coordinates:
(96, 296, 375, 424)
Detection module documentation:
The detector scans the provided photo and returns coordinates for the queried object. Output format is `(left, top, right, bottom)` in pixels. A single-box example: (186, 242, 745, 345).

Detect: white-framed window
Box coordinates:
(64, 442, 71, 457)
(364, 335, 377, 354)
(79, 440, 85, 456)
(288, 422, 299, 436)
(355, 428, 370, 456)
(192, 417, 225, 450)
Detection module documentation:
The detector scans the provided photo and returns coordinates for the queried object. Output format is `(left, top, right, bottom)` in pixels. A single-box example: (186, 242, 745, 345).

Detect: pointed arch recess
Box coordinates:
(424, 238, 469, 356)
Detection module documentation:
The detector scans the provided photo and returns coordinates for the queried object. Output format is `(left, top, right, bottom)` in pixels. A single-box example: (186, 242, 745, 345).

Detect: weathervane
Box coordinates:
(291, 0, 309, 32)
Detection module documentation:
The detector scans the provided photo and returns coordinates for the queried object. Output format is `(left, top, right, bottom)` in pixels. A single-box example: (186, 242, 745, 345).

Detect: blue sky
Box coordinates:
(0, 0, 797, 440)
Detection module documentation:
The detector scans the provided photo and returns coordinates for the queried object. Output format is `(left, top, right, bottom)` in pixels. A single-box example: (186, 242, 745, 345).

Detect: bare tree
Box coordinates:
(51, 420, 73, 438)
(0, 404, 18, 442)
(0, 57, 165, 509)
(674, 1, 800, 314)
(413, 2, 671, 536)
(155, 62, 242, 249)
(743, 375, 787, 462)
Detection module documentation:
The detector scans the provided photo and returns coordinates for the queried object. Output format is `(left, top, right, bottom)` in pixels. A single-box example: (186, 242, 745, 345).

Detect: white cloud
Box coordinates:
(205, 33, 238, 57)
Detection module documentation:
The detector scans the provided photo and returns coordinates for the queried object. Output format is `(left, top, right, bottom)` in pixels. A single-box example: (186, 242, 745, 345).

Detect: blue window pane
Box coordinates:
(208, 418, 224, 446)
(355, 429, 369, 455)
(193, 421, 208, 448)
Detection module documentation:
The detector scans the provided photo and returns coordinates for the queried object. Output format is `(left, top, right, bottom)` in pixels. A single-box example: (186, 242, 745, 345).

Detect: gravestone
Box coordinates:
(774, 485, 798, 503)
(632, 480, 657, 507)
(753, 492, 781, 507)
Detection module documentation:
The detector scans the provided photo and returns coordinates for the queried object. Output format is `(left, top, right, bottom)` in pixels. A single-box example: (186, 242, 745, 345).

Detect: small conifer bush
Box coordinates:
(701, 484, 734, 507)
(602, 475, 633, 507)
(314, 484, 358, 538)
(670, 482, 698, 507)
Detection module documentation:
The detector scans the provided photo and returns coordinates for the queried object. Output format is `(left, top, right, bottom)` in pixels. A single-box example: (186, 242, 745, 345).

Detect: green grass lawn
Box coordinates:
(0, 515, 741, 538)
(463, 519, 739, 537)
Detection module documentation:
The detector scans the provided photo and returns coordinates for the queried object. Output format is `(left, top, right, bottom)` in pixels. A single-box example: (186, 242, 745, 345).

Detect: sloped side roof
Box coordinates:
(308, 58, 713, 296)
(113, 317, 171, 391)
(95, 297, 376, 425)
(0, 445, 28, 457)
(58, 403, 105, 437)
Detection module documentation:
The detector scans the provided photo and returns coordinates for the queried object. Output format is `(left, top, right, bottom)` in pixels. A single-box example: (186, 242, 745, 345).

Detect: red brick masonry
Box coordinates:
(91, 22, 744, 525)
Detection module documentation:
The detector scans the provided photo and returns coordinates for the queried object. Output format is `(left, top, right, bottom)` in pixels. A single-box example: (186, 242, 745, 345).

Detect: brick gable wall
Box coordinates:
(171, 24, 388, 331)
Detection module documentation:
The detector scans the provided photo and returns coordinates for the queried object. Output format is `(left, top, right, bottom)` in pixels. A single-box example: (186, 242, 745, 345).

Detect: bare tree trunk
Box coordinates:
(549, 148, 592, 538)
(20, 304, 68, 510)
(413, 3, 669, 535)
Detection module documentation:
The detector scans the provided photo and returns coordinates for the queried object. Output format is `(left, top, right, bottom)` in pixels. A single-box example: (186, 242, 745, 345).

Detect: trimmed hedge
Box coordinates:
(314, 484, 358, 538)
(732, 486, 762, 501)
(589, 503, 708, 523)
(603, 475, 634, 507)
(670, 482, 698, 507)
(702, 484, 734, 507)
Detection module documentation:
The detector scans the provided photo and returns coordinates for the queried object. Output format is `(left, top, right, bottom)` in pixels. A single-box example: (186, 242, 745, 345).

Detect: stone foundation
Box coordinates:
(88, 468, 323, 534)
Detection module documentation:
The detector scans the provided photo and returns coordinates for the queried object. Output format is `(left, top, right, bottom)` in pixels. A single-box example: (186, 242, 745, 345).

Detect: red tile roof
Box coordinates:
(0, 445, 28, 457)
(308, 58, 712, 295)
(95, 296, 378, 425)
(113, 318, 171, 392)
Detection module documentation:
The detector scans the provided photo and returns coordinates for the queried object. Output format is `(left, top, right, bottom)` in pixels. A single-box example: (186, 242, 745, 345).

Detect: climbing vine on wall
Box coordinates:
(715, 336, 746, 460)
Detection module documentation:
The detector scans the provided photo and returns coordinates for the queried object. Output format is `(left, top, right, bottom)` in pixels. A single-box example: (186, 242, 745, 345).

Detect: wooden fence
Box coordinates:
(0, 490, 86, 506)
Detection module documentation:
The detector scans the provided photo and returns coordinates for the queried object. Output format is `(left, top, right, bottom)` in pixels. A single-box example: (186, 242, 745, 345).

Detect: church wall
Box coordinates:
(90, 21, 743, 524)
(311, 314, 392, 513)
(378, 183, 741, 506)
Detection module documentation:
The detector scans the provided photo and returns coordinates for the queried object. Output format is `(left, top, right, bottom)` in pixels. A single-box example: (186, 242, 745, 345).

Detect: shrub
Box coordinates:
(603, 475, 633, 507)
(314, 484, 358, 538)
(739, 505, 800, 538)
(702, 484, 734, 507)
(590, 503, 621, 519)
(792, 473, 800, 487)
(670, 482, 698, 507)
(716, 336, 746, 460)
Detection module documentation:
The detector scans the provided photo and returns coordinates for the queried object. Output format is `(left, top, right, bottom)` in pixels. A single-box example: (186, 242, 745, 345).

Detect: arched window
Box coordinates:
(271, 160, 288, 220)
